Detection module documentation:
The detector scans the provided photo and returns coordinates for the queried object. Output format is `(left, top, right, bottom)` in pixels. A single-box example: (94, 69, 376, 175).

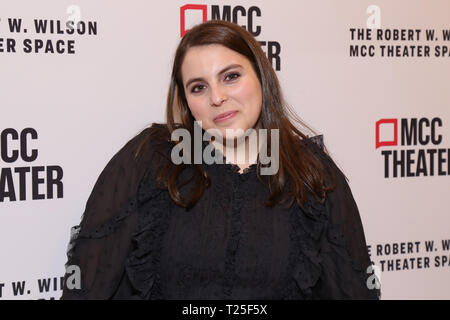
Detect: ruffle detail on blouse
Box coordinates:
(287, 196, 327, 299)
(322, 214, 380, 299)
(323, 198, 380, 299)
(298, 136, 380, 299)
(303, 136, 369, 274)
(288, 198, 370, 300)
(65, 195, 139, 273)
(63, 195, 140, 299)
(76, 198, 138, 240)
(124, 178, 170, 300)
(222, 170, 246, 298)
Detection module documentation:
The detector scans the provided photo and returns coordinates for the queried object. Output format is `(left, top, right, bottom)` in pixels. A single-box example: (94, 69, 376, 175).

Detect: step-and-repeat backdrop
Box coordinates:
(1, 0, 449, 299)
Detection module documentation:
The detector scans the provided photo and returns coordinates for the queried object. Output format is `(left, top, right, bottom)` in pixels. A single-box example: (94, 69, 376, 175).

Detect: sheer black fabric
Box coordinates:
(61, 123, 380, 300)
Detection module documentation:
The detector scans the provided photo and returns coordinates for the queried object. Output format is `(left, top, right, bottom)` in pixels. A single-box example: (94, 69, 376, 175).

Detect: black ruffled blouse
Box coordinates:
(61, 124, 380, 300)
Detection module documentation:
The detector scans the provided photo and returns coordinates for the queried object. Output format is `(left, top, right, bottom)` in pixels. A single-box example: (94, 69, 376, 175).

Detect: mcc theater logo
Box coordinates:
(180, 4, 282, 71)
(0, 128, 64, 202)
(375, 117, 449, 178)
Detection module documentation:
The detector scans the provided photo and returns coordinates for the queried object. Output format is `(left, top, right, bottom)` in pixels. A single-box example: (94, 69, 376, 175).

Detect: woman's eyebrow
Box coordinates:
(185, 63, 243, 89)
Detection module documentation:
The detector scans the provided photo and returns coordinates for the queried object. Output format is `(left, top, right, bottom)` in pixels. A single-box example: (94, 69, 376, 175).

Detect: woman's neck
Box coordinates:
(211, 131, 259, 173)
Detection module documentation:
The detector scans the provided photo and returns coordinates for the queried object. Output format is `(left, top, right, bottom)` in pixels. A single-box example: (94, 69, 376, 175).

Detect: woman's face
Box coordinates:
(181, 44, 262, 140)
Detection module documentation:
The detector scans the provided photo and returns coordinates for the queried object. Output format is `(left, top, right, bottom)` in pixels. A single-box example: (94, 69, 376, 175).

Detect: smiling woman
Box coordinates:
(181, 44, 262, 141)
(61, 19, 380, 300)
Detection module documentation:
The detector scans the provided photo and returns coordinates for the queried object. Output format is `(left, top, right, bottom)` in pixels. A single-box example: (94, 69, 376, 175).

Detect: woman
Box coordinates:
(61, 20, 380, 300)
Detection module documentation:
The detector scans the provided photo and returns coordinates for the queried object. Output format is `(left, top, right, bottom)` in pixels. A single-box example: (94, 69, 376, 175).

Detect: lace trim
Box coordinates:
(301, 136, 381, 299)
(282, 196, 327, 299)
(124, 178, 171, 300)
(222, 171, 246, 298)
(203, 139, 257, 179)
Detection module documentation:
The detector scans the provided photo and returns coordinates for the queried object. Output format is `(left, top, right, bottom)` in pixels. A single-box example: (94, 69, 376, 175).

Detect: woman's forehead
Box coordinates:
(181, 45, 251, 79)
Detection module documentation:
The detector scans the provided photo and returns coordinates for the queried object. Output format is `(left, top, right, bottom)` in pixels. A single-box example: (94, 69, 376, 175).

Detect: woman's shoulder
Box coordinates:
(300, 135, 351, 205)
(130, 122, 171, 152)
(301, 135, 343, 178)
(92, 123, 173, 189)
(302, 136, 362, 225)
(113, 122, 172, 165)
(304, 134, 325, 152)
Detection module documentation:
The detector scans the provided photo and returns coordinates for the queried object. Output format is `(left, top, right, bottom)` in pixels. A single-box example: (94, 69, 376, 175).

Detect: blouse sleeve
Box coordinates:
(61, 126, 157, 299)
(305, 139, 381, 299)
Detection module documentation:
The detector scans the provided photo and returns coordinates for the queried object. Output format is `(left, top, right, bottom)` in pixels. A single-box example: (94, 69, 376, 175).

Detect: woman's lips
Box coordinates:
(214, 110, 238, 123)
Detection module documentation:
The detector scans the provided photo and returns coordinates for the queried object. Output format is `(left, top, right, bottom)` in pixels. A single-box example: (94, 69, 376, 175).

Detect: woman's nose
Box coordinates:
(209, 84, 227, 106)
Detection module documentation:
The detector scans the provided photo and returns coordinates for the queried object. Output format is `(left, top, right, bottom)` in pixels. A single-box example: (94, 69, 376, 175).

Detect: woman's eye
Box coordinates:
(190, 73, 239, 93)
(225, 73, 240, 81)
(191, 85, 205, 93)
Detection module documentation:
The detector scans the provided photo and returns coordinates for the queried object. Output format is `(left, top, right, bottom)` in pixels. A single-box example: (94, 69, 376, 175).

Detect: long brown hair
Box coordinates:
(138, 19, 333, 210)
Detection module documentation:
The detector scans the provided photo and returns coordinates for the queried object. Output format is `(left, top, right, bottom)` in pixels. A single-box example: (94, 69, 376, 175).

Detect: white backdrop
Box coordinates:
(0, 0, 449, 299)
